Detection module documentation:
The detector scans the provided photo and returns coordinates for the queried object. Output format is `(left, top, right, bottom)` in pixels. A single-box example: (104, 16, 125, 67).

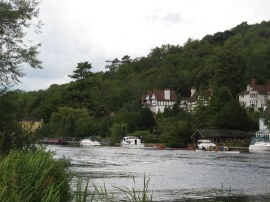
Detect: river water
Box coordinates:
(46, 145, 270, 201)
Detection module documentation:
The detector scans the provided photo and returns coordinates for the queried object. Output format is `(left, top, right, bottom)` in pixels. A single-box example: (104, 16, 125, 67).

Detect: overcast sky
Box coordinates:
(15, 0, 270, 91)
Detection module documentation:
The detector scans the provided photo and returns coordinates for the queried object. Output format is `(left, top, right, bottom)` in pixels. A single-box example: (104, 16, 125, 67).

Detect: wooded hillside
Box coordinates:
(9, 20, 270, 146)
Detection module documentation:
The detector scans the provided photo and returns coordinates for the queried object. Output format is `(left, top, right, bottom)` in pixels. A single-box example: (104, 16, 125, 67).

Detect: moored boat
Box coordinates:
(121, 136, 144, 149)
(39, 137, 68, 145)
(80, 138, 101, 146)
(197, 139, 216, 150)
(249, 137, 270, 152)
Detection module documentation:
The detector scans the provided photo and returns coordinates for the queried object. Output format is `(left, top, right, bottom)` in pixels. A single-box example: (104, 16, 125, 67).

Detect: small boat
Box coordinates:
(197, 139, 216, 150)
(121, 136, 144, 149)
(249, 137, 270, 152)
(80, 138, 101, 146)
(39, 137, 68, 145)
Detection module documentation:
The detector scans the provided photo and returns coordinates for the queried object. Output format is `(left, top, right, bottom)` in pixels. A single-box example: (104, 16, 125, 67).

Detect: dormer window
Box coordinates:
(250, 93, 257, 98)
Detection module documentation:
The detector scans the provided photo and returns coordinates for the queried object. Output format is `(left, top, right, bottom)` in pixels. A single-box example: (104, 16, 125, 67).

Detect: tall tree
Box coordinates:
(66, 62, 94, 109)
(212, 44, 246, 95)
(68, 61, 93, 80)
(0, 0, 42, 92)
(49, 107, 89, 137)
(0, 0, 41, 155)
(208, 86, 233, 114)
(214, 99, 257, 130)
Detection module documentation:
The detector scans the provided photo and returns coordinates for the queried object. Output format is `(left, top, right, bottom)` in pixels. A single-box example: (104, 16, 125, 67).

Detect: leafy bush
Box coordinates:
(0, 149, 71, 202)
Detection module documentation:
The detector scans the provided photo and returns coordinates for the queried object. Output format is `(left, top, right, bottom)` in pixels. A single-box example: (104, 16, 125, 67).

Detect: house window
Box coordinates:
(250, 93, 257, 98)
(250, 101, 257, 108)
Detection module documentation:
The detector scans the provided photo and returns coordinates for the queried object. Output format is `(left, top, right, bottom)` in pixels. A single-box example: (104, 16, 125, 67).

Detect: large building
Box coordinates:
(142, 89, 177, 113)
(239, 79, 270, 110)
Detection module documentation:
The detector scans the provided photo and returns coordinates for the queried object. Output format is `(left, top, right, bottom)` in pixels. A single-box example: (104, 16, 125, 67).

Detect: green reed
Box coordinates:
(74, 175, 153, 202)
(0, 148, 152, 202)
(0, 149, 71, 202)
(213, 183, 231, 202)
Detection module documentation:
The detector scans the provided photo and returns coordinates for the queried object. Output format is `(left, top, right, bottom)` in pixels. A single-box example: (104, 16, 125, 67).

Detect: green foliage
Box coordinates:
(69, 61, 93, 80)
(159, 118, 192, 148)
(137, 108, 156, 131)
(110, 123, 128, 145)
(75, 116, 99, 137)
(0, 149, 71, 202)
(115, 176, 153, 202)
(114, 110, 139, 132)
(191, 104, 211, 129)
(10, 20, 270, 145)
(208, 86, 233, 114)
(0, 92, 36, 155)
(130, 131, 159, 143)
(50, 107, 89, 137)
(214, 99, 257, 130)
(75, 175, 152, 202)
(0, 0, 41, 91)
(211, 45, 246, 95)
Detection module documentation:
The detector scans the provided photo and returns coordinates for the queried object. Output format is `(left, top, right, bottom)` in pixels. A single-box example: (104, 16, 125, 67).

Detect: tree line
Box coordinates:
(1, 0, 270, 151)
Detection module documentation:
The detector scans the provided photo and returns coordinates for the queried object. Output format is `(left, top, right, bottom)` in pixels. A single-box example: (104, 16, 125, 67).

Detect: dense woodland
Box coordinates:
(3, 20, 270, 148)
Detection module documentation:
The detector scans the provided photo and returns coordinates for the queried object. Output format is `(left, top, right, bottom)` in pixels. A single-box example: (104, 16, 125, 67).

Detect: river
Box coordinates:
(46, 145, 270, 201)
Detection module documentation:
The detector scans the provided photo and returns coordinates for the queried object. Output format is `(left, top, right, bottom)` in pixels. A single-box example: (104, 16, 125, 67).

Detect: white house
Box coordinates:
(141, 89, 177, 113)
(239, 79, 270, 110)
(180, 87, 212, 111)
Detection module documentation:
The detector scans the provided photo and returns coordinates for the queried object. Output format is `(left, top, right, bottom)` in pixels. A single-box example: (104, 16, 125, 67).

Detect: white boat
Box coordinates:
(121, 136, 144, 149)
(249, 137, 270, 152)
(80, 138, 101, 146)
(197, 139, 216, 150)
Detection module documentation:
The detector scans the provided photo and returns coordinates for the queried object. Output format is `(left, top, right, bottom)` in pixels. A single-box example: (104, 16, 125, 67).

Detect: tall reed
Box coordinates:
(0, 148, 153, 202)
(74, 175, 153, 202)
(0, 149, 71, 202)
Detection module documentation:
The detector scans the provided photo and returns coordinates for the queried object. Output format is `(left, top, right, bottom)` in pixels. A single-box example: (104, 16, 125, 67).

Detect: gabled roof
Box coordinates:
(188, 89, 212, 103)
(246, 79, 270, 95)
(143, 89, 177, 101)
(250, 84, 269, 94)
(239, 90, 249, 96)
(192, 129, 251, 139)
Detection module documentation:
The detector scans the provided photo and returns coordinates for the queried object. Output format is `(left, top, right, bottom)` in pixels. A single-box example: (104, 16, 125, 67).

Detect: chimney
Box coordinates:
(251, 79, 256, 86)
(164, 89, 170, 100)
(191, 87, 197, 97)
